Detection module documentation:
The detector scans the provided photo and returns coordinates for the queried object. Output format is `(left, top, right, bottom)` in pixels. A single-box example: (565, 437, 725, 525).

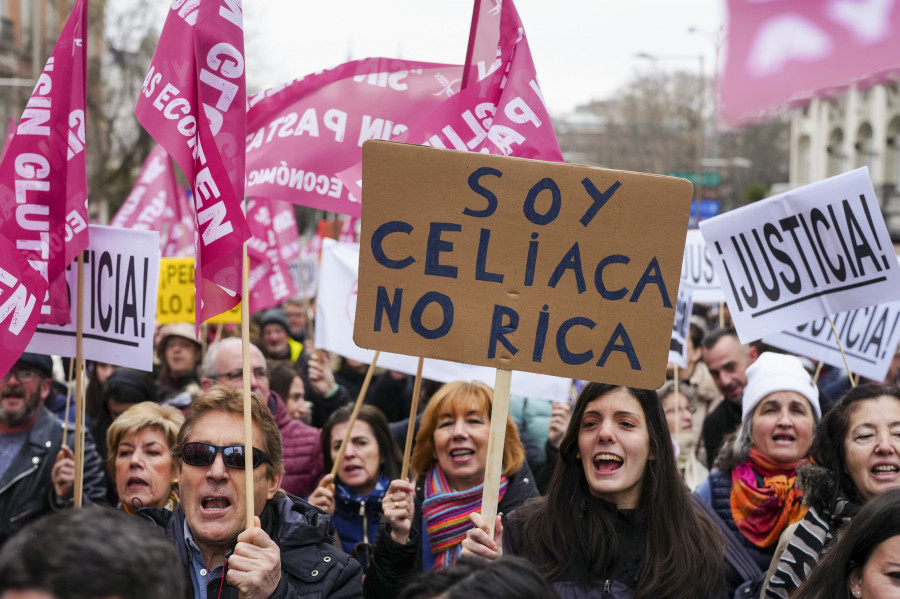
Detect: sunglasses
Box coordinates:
(180, 442, 270, 470)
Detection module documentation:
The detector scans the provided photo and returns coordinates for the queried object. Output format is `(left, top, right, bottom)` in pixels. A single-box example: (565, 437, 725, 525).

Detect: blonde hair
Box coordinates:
(410, 380, 524, 479)
(106, 402, 185, 478)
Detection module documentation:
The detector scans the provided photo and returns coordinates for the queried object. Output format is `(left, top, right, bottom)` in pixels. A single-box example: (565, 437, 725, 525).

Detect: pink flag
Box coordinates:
(245, 58, 465, 217)
(0, 232, 48, 376)
(110, 144, 194, 257)
(245, 197, 300, 312)
(721, 0, 900, 125)
(0, 0, 89, 325)
(337, 0, 562, 199)
(135, 0, 249, 331)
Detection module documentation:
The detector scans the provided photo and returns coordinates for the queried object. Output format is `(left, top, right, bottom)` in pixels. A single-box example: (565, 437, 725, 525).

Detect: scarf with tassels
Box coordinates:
(731, 447, 807, 547)
(422, 464, 508, 571)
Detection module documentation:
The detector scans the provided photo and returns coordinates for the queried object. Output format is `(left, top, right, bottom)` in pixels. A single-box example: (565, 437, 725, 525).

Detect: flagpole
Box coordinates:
(331, 351, 381, 477)
(461, 0, 482, 90)
(241, 241, 254, 529)
(400, 357, 425, 481)
(73, 253, 86, 507)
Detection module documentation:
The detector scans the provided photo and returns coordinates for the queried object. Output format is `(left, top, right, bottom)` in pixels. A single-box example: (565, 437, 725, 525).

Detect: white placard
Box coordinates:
(699, 168, 900, 343)
(764, 300, 900, 383)
(315, 238, 572, 402)
(682, 229, 724, 304)
(27, 226, 161, 371)
(668, 283, 694, 369)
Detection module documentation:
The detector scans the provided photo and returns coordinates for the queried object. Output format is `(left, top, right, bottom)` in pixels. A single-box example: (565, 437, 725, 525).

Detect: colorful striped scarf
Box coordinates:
(731, 447, 807, 548)
(422, 464, 508, 571)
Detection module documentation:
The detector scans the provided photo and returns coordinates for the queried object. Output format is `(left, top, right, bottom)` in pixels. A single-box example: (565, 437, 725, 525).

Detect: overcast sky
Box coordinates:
(124, 0, 726, 117)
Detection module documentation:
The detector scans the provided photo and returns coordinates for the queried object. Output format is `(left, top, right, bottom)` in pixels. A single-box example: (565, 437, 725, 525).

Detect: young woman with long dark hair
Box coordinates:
(462, 382, 725, 598)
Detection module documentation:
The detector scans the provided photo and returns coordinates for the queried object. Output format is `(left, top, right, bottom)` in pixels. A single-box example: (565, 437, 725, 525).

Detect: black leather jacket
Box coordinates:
(0, 406, 107, 546)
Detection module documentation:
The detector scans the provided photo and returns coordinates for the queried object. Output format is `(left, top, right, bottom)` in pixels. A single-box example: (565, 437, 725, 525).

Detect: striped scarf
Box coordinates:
(422, 464, 508, 571)
(731, 447, 807, 548)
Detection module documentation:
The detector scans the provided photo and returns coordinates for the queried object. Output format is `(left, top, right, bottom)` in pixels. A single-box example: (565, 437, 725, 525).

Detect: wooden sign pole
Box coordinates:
(331, 351, 381, 477)
(73, 253, 86, 507)
(481, 368, 512, 538)
(827, 316, 857, 388)
(400, 357, 425, 481)
(241, 245, 254, 529)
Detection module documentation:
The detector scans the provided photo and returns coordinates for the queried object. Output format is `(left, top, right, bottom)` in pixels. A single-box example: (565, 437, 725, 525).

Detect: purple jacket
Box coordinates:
(268, 392, 325, 498)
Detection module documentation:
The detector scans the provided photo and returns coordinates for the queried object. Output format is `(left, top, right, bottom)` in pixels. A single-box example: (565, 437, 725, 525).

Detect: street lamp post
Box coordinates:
(634, 52, 706, 203)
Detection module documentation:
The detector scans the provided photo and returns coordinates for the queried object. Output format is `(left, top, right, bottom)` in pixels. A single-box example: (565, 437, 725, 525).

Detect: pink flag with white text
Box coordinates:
(246, 197, 300, 312)
(245, 58, 464, 217)
(135, 0, 249, 332)
(111, 144, 194, 257)
(337, 0, 563, 199)
(721, 0, 900, 125)
(0, 232, 48, 377)
(0, 0, 89, 325)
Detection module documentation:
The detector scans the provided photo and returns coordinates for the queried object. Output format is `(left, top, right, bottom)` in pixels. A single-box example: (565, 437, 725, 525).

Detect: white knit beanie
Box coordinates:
(741, 352, 821, 422)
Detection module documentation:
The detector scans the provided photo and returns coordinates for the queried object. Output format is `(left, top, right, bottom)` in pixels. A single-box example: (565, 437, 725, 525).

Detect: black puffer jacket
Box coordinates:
(0, 406, 107, 546)
(140, 493, 363, 598)
(364, 464, 539, 599)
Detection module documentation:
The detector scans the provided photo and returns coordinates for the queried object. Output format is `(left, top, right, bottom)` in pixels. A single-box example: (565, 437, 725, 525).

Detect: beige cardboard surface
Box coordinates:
(354, 140, 693, 389)
(158, 257, 241, 324)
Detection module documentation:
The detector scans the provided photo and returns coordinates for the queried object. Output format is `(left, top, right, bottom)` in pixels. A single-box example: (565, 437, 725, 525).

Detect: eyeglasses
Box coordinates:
(180, 442, 270, 469)
(2, 367, 40, 382)
(211, 367, 267, 381)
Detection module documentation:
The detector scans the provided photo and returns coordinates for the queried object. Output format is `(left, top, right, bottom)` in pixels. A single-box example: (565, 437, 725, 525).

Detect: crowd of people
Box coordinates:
(1, 299, 900, 599)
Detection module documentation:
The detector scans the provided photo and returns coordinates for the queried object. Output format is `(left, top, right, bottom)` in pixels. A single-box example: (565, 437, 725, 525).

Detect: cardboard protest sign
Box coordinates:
(354, 141, 694, 388)
(669, 283, 694, 369)
(682, 229, 724, 304)
(317, 238, 571, 401)
(764, 300, 900, 383)
(157, 257, 240, 325)
(27, 226, 159, 371)
(699, 168, 900, 344)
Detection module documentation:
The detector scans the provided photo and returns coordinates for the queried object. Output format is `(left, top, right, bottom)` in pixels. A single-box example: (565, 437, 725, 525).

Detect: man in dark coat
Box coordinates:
(0, 353, 107, 546)
(700, 328, 757, 468)
(141, 385, 362, 598)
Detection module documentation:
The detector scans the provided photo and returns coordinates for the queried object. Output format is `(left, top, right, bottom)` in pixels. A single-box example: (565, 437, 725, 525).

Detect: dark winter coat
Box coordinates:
(0, 406, 107, 546)
(140, 493, 363, 598)
(503, 499, 646, 599)
(363, 464, 540, 599)
(695, 469, 775, 597)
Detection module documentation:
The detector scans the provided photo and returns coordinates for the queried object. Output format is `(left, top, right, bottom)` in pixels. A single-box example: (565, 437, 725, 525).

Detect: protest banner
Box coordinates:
(336, 0, 563, 201)
(682, 229, 724, 304)
(27, 226, 160, 371)
(0, 232, 48, 377)
(0, 0, 89, 325)
(764, 299, 900, 383)
(157, 257, 240, 325)
(722, 1, 900, 124)
(288, 250, 318, 300)
(669, 282, 694, 370)
(135, 0, 249, 329)
(354, 141, 693, 389)
(246, 197, 300, 312)
(246, 58, 466, 217)
(316, 238, 571, 402)
(699, 168, 900, 344)
(110, 144, 194, 257)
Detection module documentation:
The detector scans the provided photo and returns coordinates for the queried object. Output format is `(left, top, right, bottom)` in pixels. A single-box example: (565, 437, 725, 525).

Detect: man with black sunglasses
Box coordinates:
(140, 385, 362, 598)
(200, 338, 325, 498)
(0, 353, 106, 546)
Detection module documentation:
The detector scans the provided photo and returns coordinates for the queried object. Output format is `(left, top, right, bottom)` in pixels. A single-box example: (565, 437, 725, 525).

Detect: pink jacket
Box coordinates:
(268, 392, 325, 498)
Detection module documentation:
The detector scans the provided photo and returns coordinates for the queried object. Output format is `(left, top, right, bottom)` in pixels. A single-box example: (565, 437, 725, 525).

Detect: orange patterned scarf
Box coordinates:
(730, 447, 807, 548)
